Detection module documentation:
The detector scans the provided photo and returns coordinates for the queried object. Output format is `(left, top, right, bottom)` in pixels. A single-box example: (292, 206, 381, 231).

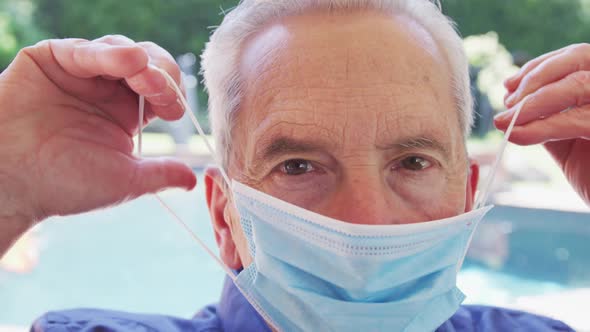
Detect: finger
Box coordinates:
(505, 44, 590, 108)
(94, 84, 160, 135)
(131, 158, 197, 195)
(543, 140, 576, 170)
(498, 106, 590, 146)
(127, 42, 185, 121)
(496, 71, 590, 127)
(87, 37, 183, 121)
(504, 46, 570, 93)
(545, 138, 590, 207)
(21, 39, 146, 99)
(75, 36, 183, 108)
(92, 36, 136, 81)
(124, 64, 184, 121)
(544, 139, 590, 203)
(49, 39, 149, 78)
(20, 39, 113, 100)
(91, 35, 176, 104)
(77, 38, 184, 121)
(137, 42, 181, 87)
(20, 38, 181, 133)
(93, 34, 135, 46)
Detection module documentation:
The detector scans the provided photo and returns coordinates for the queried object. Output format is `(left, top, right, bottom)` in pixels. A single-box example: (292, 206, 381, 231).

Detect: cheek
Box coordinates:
(262, 173, 336, 209)
(391, 169, 468, 221)
(423, 176, 468, 219)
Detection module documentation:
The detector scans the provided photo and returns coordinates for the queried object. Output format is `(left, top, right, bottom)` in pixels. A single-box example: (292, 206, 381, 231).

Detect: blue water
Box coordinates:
(1, 174, 589, 327)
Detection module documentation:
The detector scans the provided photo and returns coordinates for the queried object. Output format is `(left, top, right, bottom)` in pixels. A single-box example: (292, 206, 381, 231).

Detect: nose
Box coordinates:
(319, 171, 401, 225)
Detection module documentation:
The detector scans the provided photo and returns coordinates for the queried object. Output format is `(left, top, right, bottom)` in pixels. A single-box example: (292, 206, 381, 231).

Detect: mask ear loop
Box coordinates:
(149, 66, 231, 186)
(457, 96, 528, 272)
(137, 67, 281, 331)
(474, 96, 528, 210)
(137, 93, 236, 280)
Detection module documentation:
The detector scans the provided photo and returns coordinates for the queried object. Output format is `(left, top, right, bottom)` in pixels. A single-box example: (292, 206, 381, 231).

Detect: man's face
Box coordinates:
(205, 11, 478, 269)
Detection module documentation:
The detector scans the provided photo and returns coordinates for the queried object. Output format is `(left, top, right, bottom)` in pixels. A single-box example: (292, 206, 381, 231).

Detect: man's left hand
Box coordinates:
(495, 43, 590, 206)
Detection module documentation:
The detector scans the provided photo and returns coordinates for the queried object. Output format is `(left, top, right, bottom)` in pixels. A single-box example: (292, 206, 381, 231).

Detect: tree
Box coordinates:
(442, 0, 589, 58)
(0, 0, 47, 71)
(33, 0, 237, 69)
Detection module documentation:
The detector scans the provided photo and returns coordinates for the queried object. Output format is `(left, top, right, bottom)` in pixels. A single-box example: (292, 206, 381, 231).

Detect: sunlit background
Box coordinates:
(1, 0, 589, 331)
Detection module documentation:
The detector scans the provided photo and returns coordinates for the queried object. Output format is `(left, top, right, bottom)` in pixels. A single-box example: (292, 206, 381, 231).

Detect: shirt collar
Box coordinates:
(217, 276, 271, 332)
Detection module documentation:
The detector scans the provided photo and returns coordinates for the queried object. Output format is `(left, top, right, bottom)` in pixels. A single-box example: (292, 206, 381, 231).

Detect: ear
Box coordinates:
(464, 159, 480, 212)
(204, 167, 242, 269)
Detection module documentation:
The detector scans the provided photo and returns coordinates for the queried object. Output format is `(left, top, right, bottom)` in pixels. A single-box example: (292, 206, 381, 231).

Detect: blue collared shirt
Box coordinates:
(32, 277, 574, 332)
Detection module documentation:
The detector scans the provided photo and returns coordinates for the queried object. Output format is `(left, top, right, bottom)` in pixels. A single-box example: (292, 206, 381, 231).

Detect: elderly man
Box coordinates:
(0, 0, 587, 331)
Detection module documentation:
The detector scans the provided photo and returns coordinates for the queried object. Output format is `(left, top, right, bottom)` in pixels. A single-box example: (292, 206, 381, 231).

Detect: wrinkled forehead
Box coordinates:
(240, 11, 451, 89)
(234, 10, 463, 159)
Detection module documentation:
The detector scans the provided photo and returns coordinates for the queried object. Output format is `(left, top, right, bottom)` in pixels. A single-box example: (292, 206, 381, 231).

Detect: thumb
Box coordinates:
(131, 158, 197, 195)
(543, 140, 574, 169)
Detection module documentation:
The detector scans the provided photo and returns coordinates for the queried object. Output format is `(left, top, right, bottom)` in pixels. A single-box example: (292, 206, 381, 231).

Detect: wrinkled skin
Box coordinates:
(497, 43, 590, 205)
(0, 36, 196, 255)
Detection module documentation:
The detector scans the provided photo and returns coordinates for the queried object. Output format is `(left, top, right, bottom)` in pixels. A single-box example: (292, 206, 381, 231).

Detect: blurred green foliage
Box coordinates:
(0, 0, 46, 71)
(33, 0, 236, 61)
(442, 0, 590, 59)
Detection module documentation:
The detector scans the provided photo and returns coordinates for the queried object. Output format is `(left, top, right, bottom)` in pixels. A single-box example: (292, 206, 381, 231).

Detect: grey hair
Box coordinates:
(201, 0, 473, 168)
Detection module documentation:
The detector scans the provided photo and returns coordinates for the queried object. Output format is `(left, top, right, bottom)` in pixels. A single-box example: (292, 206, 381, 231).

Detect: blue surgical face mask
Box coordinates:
(231, 181, 492, 332)
(139, 69, 527, 332)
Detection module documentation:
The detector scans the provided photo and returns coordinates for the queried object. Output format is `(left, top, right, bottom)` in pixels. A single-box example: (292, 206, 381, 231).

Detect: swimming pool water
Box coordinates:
(1, 177, 589, 330)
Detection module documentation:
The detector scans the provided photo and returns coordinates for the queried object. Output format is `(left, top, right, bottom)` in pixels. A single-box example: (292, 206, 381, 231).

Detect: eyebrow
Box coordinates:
(377, 136, 451, 159)
(248, 136, 332, 173)
(251, 134, 451, 171)
(257, 137, 327, 162)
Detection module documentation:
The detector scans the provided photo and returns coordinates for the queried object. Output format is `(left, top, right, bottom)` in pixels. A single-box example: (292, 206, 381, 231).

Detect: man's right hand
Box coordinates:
(0, 36, 197, 256)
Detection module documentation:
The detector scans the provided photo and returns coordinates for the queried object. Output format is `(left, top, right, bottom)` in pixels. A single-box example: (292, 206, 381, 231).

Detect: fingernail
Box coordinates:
(494, 108, 515, 122)
(144, 91, 165, 98)
(506, 68, 522, 83)
(74, 41, 92, 48)
(505, 93, 517, 107)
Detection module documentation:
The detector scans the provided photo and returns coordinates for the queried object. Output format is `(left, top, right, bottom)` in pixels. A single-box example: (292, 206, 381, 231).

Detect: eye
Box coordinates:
(399, 156, 432, 171)
(280, 159, 315, 175)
